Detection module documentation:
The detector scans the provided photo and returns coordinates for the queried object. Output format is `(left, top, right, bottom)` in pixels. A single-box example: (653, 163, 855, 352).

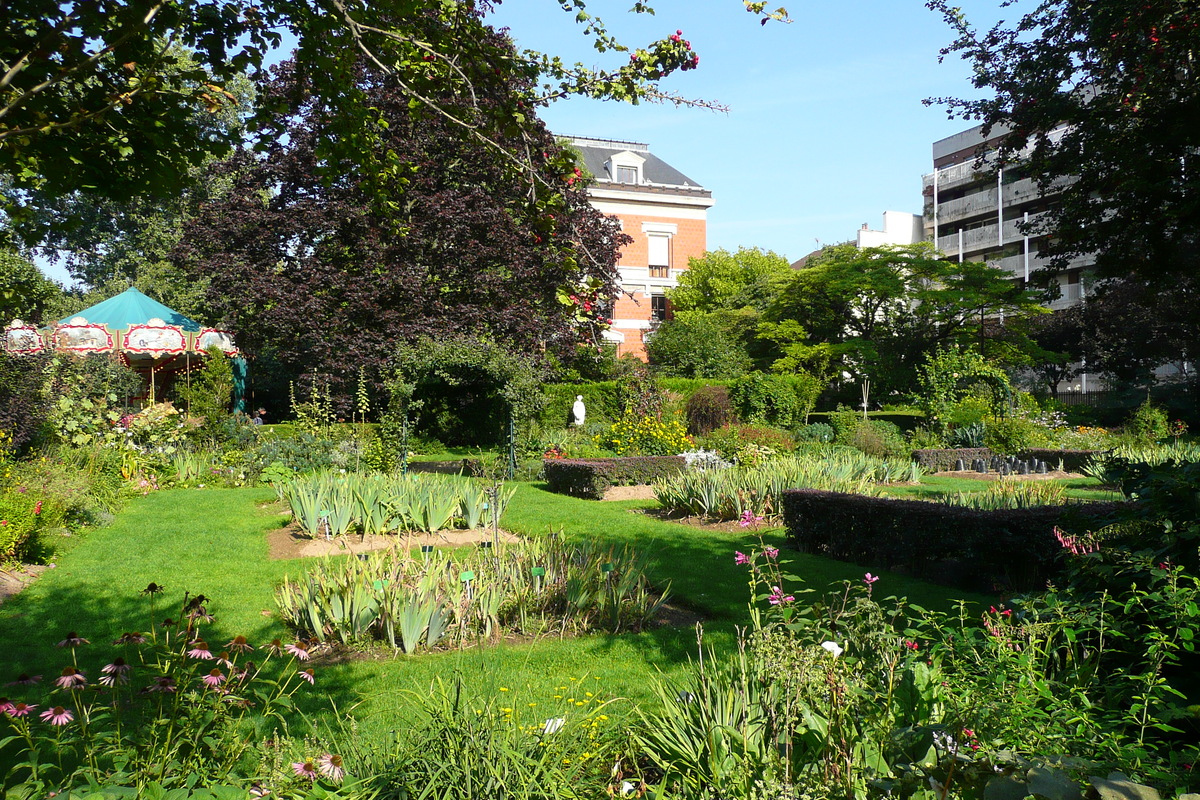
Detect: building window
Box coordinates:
(650, 294, 668, 322)
(648, 234, 671, 277)
(616, 165, 639, 184)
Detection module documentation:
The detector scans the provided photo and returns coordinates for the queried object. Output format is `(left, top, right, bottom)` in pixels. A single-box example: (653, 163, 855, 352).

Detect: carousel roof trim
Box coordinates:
(56, 287, 201, 332)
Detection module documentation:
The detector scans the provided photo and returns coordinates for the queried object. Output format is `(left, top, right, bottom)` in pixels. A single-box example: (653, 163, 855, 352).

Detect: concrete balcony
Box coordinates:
(1048, 283, 1085, 310)
(934, 187, 998, 226)
(922, 159, 993, 193)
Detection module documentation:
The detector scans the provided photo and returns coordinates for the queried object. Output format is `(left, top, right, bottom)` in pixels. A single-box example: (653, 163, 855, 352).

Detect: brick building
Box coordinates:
(565, 136, 715, 360)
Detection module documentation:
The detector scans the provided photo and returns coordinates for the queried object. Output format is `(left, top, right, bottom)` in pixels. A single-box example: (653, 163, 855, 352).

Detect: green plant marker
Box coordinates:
(460, 571, 475, 582)
(372, 579, 390, 590)
(601, 563, 615, 573)
(531, 567, 546, 577)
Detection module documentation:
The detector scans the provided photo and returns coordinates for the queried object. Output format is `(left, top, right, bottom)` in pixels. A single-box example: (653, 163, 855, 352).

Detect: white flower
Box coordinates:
(821, 641, 843, 658)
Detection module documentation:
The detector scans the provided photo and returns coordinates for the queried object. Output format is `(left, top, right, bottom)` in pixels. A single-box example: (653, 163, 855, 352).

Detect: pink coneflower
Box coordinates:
(56, 632, 90, 648)
(734, 551, 750, 565)
(40, 706, 73, 726)
(297, 668, 315, 685)
(762, 546, 779, 560)
(292, 760, 318, 780)
(226, 635, 253, 653)
(265, 639, 284, 656)
(148, 676, 177, 693)
(7, 702, 36, 718)
(317, 753, 345, 782)
(284, 642, 310, 661)
(187, 641, 214, 660)
(202, 669, 225, 688)
(55, 667, 86, 689)
(768, 586, 794, 606)
(99, 658, 132, 686)
(113, 632, 147, 645)
(216, 650, 234, 668)
(6, 673, 42, 686)
(0, 698, 11, 714)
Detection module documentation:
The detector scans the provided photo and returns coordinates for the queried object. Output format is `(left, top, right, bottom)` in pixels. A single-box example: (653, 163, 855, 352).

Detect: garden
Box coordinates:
(0, 344, 1198, 800)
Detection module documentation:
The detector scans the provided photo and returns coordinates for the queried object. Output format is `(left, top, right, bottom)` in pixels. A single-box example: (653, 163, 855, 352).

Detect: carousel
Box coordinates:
(3, 287, 242, 405)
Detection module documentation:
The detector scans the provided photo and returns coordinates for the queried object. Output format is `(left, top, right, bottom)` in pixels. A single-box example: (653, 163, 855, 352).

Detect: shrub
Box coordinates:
(0, 486, 48, 563)
(793, 422, 834, 444)
(645, 316, 750, 378)
(982, 415, 1047, 455)
(727, 373, 821, 429)
(684, 385, 737, 435)
(906, 425, 945, 450)
(781, 488, 1125, 591)
(946, 420, 986, 448)
(0, 352, 52, 451)
(543, 456, 685, 499)
(1125, 400, 1169, 443)
(698, 424, 795, 464)
(846, 419, 907, 459)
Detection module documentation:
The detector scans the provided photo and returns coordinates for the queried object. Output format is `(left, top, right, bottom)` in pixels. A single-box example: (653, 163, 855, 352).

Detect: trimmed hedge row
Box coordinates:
(912, 447, 1104, 473)
(407, 459, 480, 476)
(543, 456, 685, 500)
(781, 488, 1125, 592)
(912, 448, 994, 472)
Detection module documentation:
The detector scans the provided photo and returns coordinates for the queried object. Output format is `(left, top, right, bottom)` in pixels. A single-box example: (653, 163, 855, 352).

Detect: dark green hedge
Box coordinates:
(810, 410, 925, 432)
(912, 447, 1103, 473)
(537, 380, 734, 430)
(407, 459, 480, 476)
(781, 488, 1126, 592)
(543, 456, 685, 500)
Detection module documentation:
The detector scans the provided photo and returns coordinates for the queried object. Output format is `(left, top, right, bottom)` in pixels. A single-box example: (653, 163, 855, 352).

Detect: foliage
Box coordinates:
(177, 53, 624, 414)
(1125, 401, 1170, 444)
(0, 484, 49, 564)
(614, 360, 665, 420)
(645, 316, 750, 378)
(175, 347, 234, 440)
(762, 243, 1044, 395)
(982, 415, 1047, 456)
(593, 413, 692, 457)
(0, 352, 52, 451)
(845, 419, 909, 460)
(0, 249, 60, 324)
(941, 479, 1068, 510)
(947, 420, 986, 449)
(684, 385, 738, 435)
(794, 423, 835, 444)
(916, 346, 1012, 430)
(276, 536, 670, 649)
(782, 487, 1125, 591)
(653, 451, 921, 522)
(391, 336, 547, 448)
(543, 456, 686, 500)
(698, 424, 796, 465)
(0, 589, 342, 797)
(727, 372, 822, 429)
(669, 246, 794, 317)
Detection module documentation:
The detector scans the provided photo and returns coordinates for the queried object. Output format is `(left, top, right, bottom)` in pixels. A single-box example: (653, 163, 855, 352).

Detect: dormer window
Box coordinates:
(606, 150, 646, 185)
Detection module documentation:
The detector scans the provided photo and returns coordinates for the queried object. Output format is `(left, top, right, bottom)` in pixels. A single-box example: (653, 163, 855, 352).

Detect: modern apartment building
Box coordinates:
(564, 136, 715, 360)
(922, 124, 1092, 311)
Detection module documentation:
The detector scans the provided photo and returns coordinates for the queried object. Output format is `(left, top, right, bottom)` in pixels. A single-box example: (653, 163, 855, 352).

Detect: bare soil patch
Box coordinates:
(265, 522, 521, 560)
(932, 469, 1084, 482)
(0, 564, 50, 605)
(630, 507, 774, 535)
(602, 484, 658, 502)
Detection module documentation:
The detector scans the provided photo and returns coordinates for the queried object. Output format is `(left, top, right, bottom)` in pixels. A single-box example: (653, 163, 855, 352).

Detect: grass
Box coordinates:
(879, 473, 1122, 502)
(0, 481, 995, 742)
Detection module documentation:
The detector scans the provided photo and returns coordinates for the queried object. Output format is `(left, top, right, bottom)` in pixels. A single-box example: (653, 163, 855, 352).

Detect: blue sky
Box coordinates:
(487, 0, 1000, 261)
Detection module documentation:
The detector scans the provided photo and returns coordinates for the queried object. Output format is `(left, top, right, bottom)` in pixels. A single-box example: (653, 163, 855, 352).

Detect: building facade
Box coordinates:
(922, 123, 1091, 311)
(565, 136, 715, 360)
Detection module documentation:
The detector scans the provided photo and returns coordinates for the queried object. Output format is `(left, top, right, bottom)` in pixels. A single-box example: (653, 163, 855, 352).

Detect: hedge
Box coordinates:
(912, 447, 1104, 473)
(781, 488, 1125, 592)
(543, 456, 685, 500)
(537, 380, 735, 431)
(407, 459, 480, 476)
(810, 410, 925, 432)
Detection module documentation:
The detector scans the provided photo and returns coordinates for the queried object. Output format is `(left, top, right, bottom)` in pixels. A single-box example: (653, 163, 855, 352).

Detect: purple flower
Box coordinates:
(56, 632, 90, 648)
(187, 641, 214, 660)
(863, 573, 879, 586)
(292, 760, 318, 780)
(768, 586, 795, 606)
(148, 676, 177, 693)
(99, 658, 131, 686)
(317, 753, 345, 782)
(202, 669, 225, 688)
(734, 551, 750, 565)
(297, 668, 315, 685)
(762, 546, 779, 560)
(226, 635, 253, 653)
(54, 667, 86, 689)
(7, 702, 35, 718)
(40, 706, 73, 726)
(0, 698, 10, 715)
(113, 631, 147, 645)
(285, 642, 311, 661)
(6, 673, 42, 686)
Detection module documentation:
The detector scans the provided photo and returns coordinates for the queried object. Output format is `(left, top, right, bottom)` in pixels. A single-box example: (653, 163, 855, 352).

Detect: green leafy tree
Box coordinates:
(669, 246, 793, 317)
(645, 316, 750, 378)
(0, 249, 61, 323)
(761, 242, 1044, 395)
(176, 346, 235, 437)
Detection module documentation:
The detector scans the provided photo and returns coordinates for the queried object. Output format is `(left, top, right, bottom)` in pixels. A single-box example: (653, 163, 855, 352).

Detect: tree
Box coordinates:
(645, 316, 750, 378)
(761, 242, 1045, 395)
(174, 50, 628, 411)
(668, 246, 793, 317)
(927, 0, 1200, 285)
(3, 0, 787, 241)
(0, 248, 61, 323)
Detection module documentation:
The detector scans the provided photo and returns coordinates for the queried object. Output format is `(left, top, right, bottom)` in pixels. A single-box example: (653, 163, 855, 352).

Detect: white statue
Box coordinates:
(571, 395, 586, 427)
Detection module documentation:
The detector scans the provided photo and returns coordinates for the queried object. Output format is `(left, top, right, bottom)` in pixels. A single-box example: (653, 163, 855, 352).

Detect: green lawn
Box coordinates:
(0, 482, 995, 738)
